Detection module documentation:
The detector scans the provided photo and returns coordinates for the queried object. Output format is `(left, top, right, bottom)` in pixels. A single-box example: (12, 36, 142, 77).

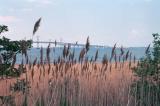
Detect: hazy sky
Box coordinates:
(0, 0, 160, 47)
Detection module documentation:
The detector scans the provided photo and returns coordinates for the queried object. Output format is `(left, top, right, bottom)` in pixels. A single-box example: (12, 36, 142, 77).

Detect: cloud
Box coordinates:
(0, 16, 20, 23)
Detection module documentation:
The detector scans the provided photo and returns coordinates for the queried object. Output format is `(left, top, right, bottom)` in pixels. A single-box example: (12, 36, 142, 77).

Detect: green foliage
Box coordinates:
(0, 25, 8, 34)
(0, 25, 32, 77)
(132, 80, 160, 106)
(133, 33, 160, 78)
(153, 33, 160, 65)
(132, 33, 160, 106)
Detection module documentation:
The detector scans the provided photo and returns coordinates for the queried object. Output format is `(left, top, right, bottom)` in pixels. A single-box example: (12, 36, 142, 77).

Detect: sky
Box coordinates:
(0, 0, 160, 47)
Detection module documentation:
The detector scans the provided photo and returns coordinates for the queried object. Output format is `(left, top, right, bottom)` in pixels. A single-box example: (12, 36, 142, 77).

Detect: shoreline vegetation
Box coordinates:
(0, 62, 136, 106)
(1, 18, 160, 106)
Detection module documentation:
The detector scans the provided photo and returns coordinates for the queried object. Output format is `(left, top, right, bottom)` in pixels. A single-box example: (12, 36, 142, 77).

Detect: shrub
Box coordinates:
(0, 25, 32, 77)
(132, 33, 160, 106)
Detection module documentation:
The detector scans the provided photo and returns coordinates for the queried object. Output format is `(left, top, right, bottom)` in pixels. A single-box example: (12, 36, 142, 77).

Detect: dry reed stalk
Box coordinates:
(114, 53, 117, 69)
(53, 60, 56, 65)
(43, 64, 45, 77)
(30, 58, 37, 81)
(129, 52, 132, 69)
(102, 54, 108, 71)
(48, 64, 51, 75)
(119, 46, 124, 68)
(90, 56, 93, 63)
(110, 64, 112, 71)
(122, 55, 125, 68)
(39, 68, 42, 81)
(85, 56, 89, 63)
(46, 43, 51, 75)
(110, 43, 116, 62)
(94, 64, 97, 70)
(37, 61, 40, 69)
(29, 61, 32, 70)
(51, 67, 54, 77)
(79, 48, 86, 63)
(69, 53, 72, 61)
(31, 68, 34, 81)
(33, 57, 37, 68)
(72, 49, 75, 62)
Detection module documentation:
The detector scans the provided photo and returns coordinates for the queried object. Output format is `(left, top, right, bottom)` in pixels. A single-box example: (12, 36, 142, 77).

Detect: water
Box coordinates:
(16, 47, 148, 64)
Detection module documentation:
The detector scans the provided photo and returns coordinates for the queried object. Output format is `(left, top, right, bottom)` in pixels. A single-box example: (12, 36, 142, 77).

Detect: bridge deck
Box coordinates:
(33, 41, 106, 48)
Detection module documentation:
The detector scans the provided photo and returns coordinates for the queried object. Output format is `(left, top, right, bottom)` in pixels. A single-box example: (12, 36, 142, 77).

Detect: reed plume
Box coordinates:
(145, 44, 151, 54)
(90, 56, 93, 63)
(33, 57, 37, 67)
(110, 43, 116, 62)
(102, 54, 108, 70)
(129, 52, 132, 69)
(66, 44, 71, 57)
(40, 47, 43, 65)
(134, 55, 136, 64)
(46, 44, 51, 64)
(33, 17, 41, 35)
(125, 50, 129, 61)
(120, 46, 124, 56)
(95, 49, 98, 61)
(85, 36, 90, 53)
(114, 53, 117, 68)
(71, 48, 75, 62)
(63, 45, 67, 59)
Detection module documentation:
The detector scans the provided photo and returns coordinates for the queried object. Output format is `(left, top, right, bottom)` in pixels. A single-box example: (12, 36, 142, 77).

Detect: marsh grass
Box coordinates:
(0, 39, 138, 106)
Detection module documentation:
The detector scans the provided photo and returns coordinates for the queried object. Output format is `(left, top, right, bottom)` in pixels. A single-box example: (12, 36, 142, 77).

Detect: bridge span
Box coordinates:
(33, 41, 107, 48)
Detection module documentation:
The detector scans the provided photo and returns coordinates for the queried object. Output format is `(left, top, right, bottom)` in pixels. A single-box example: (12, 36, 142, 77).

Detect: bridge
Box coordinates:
(33, 41, 107, 48)
(32, 36, 107, 48)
